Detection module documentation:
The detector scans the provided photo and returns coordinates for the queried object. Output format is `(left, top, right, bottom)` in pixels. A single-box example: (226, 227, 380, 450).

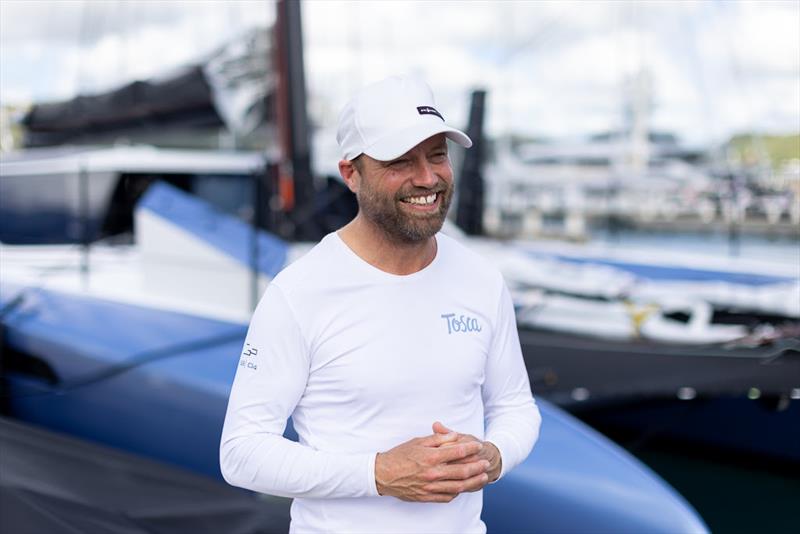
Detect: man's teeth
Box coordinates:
(404, 193, 437, 205)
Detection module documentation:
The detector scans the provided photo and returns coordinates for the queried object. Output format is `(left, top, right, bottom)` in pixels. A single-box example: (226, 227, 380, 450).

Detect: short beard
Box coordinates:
(356, 178, 453, 244)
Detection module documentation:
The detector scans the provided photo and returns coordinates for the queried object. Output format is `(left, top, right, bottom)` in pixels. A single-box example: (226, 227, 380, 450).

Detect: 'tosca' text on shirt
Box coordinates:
(440, 313, 482, 335)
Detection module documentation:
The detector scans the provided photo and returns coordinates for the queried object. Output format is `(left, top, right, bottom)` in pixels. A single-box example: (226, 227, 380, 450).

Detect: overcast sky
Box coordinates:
(1, 0, 798, 147)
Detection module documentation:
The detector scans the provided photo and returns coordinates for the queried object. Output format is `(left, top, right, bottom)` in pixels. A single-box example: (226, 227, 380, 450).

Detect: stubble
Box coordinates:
(356, 178, 453, 244)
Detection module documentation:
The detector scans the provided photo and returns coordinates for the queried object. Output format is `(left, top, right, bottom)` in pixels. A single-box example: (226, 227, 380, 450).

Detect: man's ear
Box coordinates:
(338, 159, 359, 194)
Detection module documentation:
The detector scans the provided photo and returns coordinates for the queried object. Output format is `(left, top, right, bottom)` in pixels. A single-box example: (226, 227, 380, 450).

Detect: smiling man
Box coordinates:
(220, 75, 541, 533)
(348, 133, 452, 244)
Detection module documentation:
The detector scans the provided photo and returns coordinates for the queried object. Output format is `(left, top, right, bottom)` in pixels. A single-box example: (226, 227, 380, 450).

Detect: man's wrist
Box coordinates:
(483, 441, 502, 482)
(374, 452, 386, 495)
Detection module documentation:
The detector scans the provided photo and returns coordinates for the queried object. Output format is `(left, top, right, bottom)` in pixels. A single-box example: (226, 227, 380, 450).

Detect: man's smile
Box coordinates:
(400, 192, 439, 207)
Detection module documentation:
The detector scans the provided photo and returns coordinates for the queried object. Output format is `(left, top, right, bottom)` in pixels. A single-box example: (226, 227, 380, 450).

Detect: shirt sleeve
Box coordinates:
(219, 283, 379, 499)
(482, 280, 542, 481)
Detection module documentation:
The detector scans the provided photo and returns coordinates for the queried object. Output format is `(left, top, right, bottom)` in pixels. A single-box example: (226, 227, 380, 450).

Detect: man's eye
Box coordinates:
(390, 159, 408, 167)
(430, 152, 447, 162)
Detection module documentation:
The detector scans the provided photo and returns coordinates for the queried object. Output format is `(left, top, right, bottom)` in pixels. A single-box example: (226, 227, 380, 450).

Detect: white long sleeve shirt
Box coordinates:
(220, 232, 541, 533)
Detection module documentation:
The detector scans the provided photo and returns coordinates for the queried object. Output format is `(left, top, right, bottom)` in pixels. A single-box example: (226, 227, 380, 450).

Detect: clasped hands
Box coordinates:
(374, 421, 501, 503)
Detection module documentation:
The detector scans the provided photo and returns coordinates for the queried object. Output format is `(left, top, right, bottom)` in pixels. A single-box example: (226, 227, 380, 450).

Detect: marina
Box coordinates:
(0, 163, 708, 532)
(1, 141, 796, 532)
(1, 1, 798, 532)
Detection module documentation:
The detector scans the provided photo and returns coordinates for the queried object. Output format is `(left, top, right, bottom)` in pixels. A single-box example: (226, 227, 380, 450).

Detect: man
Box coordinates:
(220, 75, 541, 533)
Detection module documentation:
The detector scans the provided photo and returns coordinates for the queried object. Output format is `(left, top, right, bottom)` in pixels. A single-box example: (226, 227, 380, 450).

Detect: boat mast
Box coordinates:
(274, 0, 316, 240)
(456, 89, 487, 236)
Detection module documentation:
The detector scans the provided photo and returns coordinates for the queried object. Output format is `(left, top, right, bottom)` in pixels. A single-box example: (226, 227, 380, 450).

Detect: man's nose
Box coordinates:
(411, 158, 439, 188)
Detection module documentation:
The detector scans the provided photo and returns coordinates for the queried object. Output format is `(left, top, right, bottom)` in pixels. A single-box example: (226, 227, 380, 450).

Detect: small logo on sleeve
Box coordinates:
(239, 343, 259, 370)
(441, 313, 482, 334)
(417, 106, 444, 121)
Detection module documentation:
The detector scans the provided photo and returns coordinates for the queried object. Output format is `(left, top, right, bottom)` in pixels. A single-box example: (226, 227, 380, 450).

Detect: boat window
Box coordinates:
(0, 172, 116, 244)
(99, 173, 254, 241)
(192, 174, 252, 221)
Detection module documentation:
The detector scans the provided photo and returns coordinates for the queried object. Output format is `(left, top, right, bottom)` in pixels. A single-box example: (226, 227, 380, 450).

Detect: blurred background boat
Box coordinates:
(1, 0, 798, 532)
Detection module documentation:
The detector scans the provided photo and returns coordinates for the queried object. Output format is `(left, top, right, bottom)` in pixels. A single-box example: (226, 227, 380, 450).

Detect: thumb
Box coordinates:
(432, 421, 453, 435)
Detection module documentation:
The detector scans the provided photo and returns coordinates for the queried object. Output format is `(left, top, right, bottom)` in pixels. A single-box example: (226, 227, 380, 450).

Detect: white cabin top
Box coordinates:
(0, 145, 267, 177)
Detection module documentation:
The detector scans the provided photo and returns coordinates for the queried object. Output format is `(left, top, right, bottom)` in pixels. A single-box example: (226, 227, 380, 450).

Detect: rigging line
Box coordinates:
(74, 0, 101, 96)
(0, 326, 247, 401)
(495, 4, 573, 67)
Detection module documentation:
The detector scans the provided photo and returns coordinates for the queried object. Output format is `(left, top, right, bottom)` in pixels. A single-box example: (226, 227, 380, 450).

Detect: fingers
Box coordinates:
(432, 421, 452, 435)
(419, 431, 460, 447)
(423, 471, 490, 495)
(449, 452, 484, 465)
(425, 459, 490, 482)
(438, 433, 479, 450)
(434, 440, 482, 463)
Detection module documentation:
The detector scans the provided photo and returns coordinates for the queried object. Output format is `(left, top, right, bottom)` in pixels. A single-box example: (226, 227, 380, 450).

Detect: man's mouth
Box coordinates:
(400, 192, 439, 206)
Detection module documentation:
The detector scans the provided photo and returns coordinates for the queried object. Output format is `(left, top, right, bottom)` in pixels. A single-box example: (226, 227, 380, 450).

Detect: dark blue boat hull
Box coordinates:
(0, 283, 707, 532)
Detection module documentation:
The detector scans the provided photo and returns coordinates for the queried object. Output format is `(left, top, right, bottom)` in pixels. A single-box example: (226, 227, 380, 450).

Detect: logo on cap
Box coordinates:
(417, 106, 444, 121)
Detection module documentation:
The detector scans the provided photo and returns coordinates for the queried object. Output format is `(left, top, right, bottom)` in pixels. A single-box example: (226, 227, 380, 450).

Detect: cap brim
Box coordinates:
(362, 122, 472, 162)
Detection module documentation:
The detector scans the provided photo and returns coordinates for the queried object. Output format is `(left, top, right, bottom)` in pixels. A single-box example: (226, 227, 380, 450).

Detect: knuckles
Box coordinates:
(422, 469, 439, 482)
(396, 434, 491, 504)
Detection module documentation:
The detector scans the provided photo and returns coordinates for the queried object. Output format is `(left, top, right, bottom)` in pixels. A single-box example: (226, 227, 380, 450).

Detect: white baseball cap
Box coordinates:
(336, 75, 472, 162)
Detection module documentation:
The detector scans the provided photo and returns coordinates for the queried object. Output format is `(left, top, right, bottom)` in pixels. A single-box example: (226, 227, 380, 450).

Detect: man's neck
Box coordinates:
(337, 215, 437, 275)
